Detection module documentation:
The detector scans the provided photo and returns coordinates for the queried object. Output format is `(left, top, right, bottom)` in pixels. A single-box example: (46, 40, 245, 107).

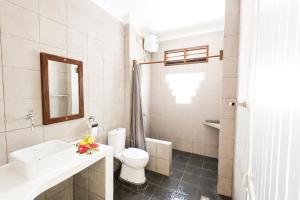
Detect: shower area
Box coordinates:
(124, 8, 238, 196)
(125, 25, 223, 158)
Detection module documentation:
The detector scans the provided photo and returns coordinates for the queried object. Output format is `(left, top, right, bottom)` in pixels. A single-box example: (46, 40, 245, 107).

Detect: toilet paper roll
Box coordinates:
(90, 126, 98, 138)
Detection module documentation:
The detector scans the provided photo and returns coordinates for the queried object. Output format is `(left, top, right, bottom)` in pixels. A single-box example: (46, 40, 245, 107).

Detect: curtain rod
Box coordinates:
(134, 50, 223, 65)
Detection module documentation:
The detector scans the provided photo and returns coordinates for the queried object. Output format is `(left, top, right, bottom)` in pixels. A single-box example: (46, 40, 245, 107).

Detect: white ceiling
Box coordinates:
(92, 0, 225, 41)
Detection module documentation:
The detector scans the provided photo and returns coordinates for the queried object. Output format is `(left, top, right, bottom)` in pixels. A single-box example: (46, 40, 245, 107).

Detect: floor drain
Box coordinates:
(200, 196, 210, 200)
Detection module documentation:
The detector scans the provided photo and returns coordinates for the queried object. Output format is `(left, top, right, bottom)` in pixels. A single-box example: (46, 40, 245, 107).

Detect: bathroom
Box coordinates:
(0, 0, 299, 200)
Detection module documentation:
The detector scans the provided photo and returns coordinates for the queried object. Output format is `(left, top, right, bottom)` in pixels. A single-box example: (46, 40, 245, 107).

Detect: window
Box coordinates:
(164, 45, 208, 66)
(165, 73, 204, 104)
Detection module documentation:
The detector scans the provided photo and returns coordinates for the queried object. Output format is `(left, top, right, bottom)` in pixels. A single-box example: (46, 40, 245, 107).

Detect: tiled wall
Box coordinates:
(35, 178, 74, 200)
(217, 0, 240, 197)
(0, 0, 125, 172)
(124, 24, 151, 142)
(73, 159, 106, 200)
(146, 138, 172, 176)
(35, 158, 106, 200)
(150, 32, 223, 158)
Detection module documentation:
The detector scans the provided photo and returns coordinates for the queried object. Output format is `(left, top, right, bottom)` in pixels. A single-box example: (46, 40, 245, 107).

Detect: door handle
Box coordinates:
(238, 101, 247, 108)
(243, 171, 249, 191)
(228, 100, 247, 108)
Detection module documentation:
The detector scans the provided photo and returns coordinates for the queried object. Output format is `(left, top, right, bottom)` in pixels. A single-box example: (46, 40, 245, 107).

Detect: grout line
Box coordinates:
(5, 125, 44, 133)
(65, 0, 69, 56)
(0, 31, 39, 43)
(0, 19, 9, 163)
(37, 0, 44, 143)
(2, 0, 39, 14)
(2, 65, 41, 71)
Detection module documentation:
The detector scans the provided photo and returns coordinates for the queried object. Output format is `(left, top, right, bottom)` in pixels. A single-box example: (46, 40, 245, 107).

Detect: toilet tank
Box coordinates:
(108, 128, 126, 154)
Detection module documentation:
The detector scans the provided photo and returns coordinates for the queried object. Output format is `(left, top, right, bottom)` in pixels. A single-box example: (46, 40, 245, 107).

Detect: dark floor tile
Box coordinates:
(189, 156, 204, 167)
(125, 192, 150, 200)
(185, 164, 202, 174)
(181, 172, 201, 185)
(173, 150, 192, 157)
(172, 155, 177, 162)
(216, 194, 232, 200)
(197, 188, 217, 200)
(115, 150, 221, 200)
(170, 169, 184, 180)
(114, 184, 151, 200)
(160, 177, 180, 190)
(137, 183, 158, 197)
(174, 155, 190, 163)
(203, 156, 218, 163)
(203, 160, 218, 172)
(151, 187, 175, 200)
(114, 185, 135, 200)
(172, 160, 188, 171)
(146, 170, 165, 185)
(198, 176, 217, 193)
(190, 153, 205, 160)
(172, 192, 196, 200)
(201, 169, 218, 181)
(175, 181, 198, 199)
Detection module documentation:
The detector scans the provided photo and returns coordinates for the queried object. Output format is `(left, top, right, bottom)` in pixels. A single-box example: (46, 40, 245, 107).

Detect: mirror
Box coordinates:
(40, 53, 84, 124)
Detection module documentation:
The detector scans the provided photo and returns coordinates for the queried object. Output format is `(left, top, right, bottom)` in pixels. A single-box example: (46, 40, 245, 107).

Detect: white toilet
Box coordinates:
(108, 128, 149, 185)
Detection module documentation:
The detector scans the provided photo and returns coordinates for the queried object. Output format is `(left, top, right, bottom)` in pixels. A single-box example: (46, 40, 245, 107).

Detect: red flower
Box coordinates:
(78, 145, 89, 154)
(89, 143, 99, 148)
(76, 142, 99, 154)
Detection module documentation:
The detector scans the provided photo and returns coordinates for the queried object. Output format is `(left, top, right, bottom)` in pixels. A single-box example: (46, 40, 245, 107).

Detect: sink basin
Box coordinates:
(9, 140, 74, 179)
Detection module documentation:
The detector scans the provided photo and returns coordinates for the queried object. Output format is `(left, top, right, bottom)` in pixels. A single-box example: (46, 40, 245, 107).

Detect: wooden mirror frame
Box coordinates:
(40, 53, 84, 125)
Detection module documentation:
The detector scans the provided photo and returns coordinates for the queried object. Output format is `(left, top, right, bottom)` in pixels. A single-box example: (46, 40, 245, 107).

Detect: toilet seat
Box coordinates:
(122, 148, 148, 160)
(121, 148, 149, 169)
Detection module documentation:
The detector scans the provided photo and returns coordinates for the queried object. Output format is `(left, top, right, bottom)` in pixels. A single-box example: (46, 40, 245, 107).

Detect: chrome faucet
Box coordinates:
(26, 110, 35, 131)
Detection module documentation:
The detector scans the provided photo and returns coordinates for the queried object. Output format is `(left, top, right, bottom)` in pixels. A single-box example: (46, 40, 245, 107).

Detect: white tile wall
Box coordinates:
(5, 99, 43, 131)
(40, 17, 67, 49)
(6, 0, 38, 12)
(0, 0, 39, 41)
(3, 67, 41, 99)
(43, 122, 70, 142)
(218, 0, 240, 196)
(150, 32, 223, 158)
(1, 34, 40, 70)
(146, 138, 172, 176)
(0, 100, 5, 133)
(6, 127, 44, 153)
(0, 0, 124, 199)
(222, 57, 238, 78)
(39, 0, 67, 24)
(0, 0, 125, 169)
(0, 132, 6, 165)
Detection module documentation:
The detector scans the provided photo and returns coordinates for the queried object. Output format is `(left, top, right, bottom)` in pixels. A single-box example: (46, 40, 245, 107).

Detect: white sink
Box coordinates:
(9, 140, 74, 179)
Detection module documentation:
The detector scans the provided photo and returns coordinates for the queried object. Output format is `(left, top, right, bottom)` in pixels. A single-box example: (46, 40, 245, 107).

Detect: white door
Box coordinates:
(236, 0, 300, 199)
(234, 0, 258, 199)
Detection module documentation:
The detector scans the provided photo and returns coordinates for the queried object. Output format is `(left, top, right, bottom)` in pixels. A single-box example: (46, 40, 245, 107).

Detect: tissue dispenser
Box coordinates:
(89, 122, 99, 138)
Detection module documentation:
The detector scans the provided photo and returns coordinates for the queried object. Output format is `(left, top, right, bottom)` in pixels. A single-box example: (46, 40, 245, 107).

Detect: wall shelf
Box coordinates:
(203, 122, 220, 130)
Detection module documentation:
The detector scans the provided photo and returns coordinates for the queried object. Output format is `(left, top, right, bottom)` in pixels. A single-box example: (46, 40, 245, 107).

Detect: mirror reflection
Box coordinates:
(48, 61, 79, 118)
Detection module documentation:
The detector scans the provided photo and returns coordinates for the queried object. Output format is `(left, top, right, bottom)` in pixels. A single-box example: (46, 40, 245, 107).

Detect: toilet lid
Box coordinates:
(122, 148, 149, 160)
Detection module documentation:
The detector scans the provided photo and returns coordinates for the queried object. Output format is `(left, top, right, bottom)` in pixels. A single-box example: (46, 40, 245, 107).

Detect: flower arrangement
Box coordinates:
(76, 134, 99, 154)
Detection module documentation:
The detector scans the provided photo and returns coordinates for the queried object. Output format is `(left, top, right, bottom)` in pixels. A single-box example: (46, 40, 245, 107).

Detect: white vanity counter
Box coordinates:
(0, 142, 113, 200)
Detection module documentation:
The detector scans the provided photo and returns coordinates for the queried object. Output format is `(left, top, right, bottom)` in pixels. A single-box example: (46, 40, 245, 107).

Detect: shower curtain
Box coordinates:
(130, 63, 146, 150)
